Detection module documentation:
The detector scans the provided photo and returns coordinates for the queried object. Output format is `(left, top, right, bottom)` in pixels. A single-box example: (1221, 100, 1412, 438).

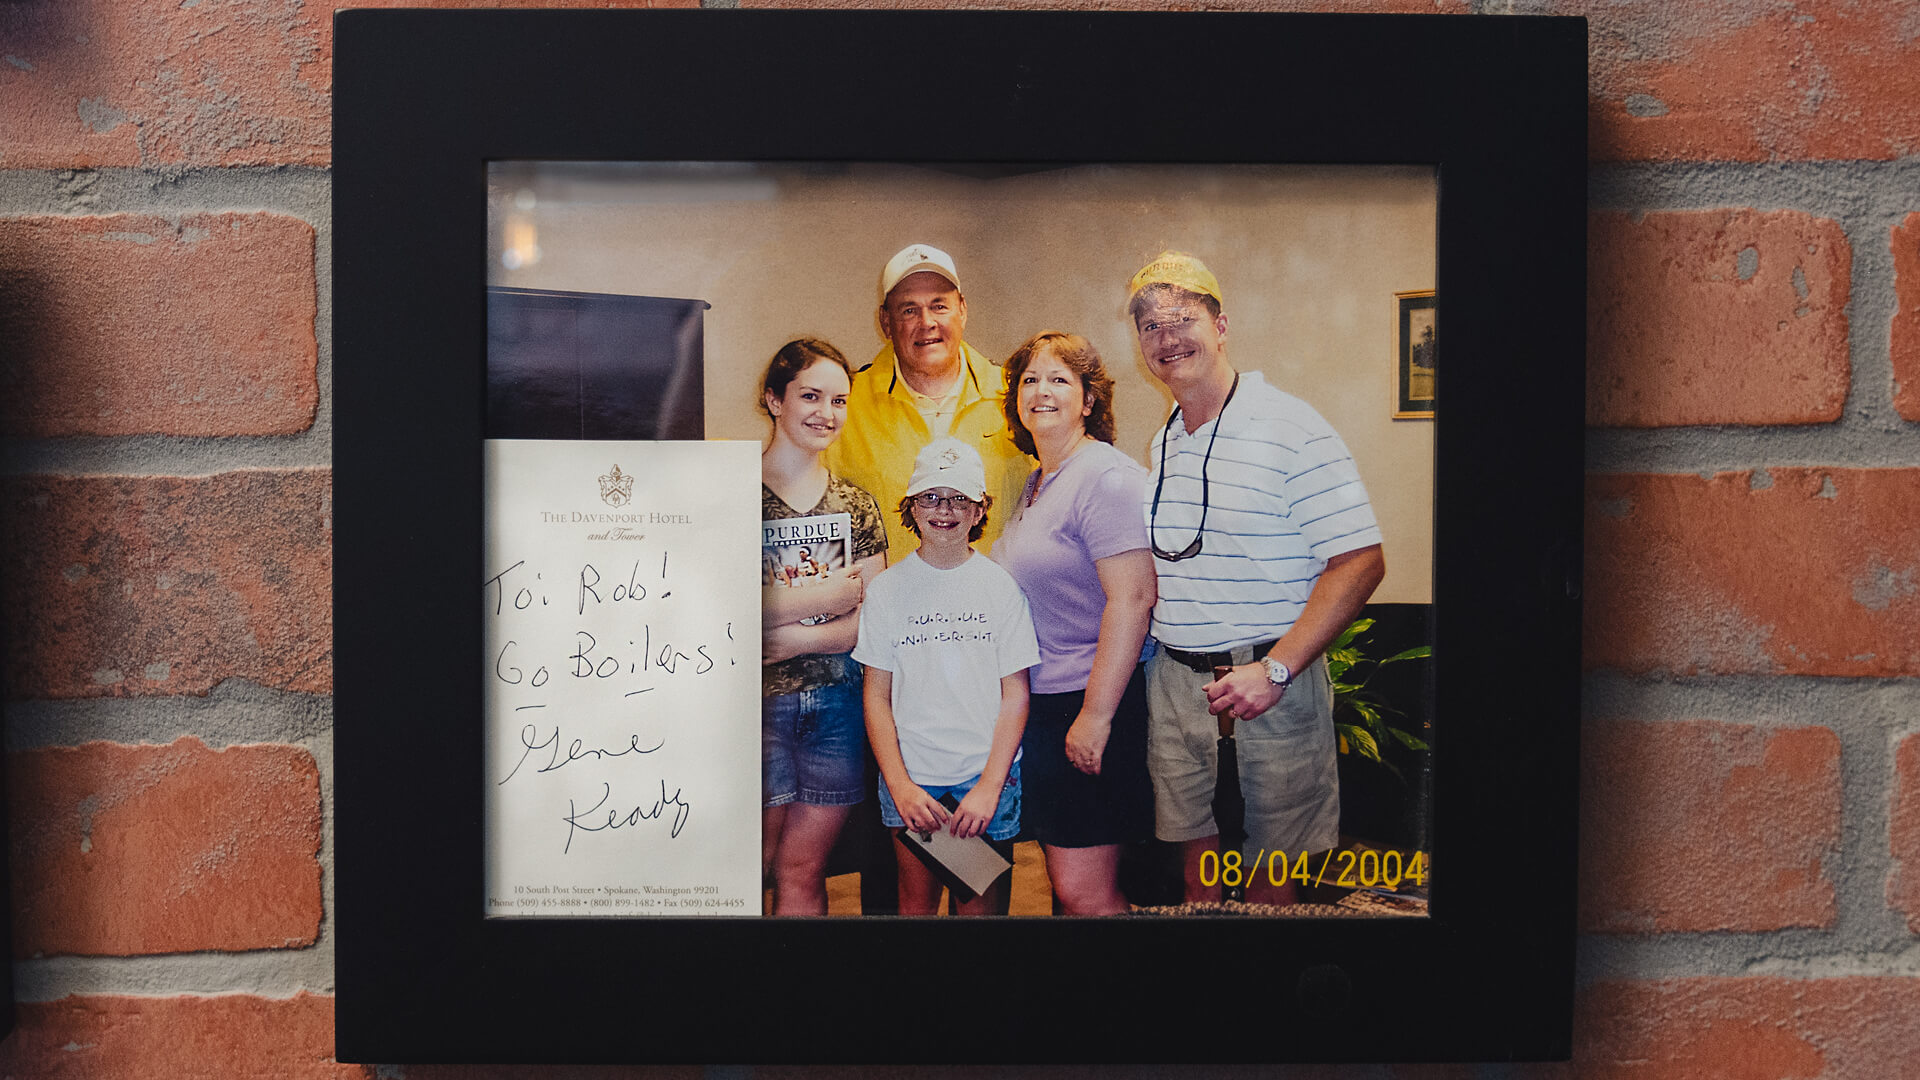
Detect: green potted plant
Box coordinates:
(1327, 617, 1431, 779)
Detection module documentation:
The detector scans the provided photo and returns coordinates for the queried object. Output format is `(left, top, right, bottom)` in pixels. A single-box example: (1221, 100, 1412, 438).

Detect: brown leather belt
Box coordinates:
(1160, 639, 1278, 675)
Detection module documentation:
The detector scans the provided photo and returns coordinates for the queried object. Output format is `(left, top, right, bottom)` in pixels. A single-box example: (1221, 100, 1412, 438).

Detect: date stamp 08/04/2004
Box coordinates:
(1197, 848, 1430, 892)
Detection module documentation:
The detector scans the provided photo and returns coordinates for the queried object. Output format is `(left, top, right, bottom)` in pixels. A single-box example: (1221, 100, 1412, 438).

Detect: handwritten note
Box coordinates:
(483, 440, 760, 917)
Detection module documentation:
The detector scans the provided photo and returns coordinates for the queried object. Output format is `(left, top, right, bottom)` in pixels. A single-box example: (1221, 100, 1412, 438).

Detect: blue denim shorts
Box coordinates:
(876, 759, 1022, 841)
(762, 679, 867, 808)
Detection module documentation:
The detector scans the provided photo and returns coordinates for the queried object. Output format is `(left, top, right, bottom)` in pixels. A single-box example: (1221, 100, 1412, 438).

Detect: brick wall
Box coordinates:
(2, 1, 1915, 1077)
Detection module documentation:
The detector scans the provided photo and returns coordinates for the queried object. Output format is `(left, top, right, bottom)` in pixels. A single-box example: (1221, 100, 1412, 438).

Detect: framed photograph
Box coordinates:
(480, 159, 1442, 926)
(334, 9, 1585, 1065)
(1396, 289, 1438, 419)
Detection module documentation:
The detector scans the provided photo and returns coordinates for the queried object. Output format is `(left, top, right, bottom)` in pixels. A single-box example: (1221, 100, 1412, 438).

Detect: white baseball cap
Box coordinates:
(904, 436, 988, 502)
(880, 243, 962, 303)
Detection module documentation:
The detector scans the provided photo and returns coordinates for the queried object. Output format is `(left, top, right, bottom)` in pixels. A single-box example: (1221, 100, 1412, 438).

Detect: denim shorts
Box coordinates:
(876, 759, 1022, 841)
(762, 679, 867, 808)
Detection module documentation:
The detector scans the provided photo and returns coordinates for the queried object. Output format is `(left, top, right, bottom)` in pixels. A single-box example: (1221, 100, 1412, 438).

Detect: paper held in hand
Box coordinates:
(895, 794, 1014, 901)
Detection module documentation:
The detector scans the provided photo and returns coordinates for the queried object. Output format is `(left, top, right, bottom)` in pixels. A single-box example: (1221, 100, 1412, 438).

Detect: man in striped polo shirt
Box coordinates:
(1129, 251, 1387, 907)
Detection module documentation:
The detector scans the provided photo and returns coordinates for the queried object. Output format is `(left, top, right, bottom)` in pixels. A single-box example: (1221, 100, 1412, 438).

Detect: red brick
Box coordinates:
(1580, 720, 1839, 933)
(0, 0, 697, 169)
(9, 738, 321, 956)
(0, 993, 365, 1079)
(1894, 213, 1920, 422)
(1584, 470, 1920, 677)
(1588, 210, 1850, 427)
(1549, 0, 1920, 162)
(1893, 734, 1920, 934)
(1574, 978, 1920, 1079)
(0, 213, 317, 437)
(1, 470, 332, 699)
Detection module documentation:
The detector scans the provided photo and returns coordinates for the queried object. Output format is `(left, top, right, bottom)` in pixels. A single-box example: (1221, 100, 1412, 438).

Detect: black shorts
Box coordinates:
(1020, 665, 1155, 848)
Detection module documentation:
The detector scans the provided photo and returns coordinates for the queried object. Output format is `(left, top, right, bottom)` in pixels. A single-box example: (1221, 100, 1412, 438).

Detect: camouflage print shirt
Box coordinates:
(762, 473, 888, 699)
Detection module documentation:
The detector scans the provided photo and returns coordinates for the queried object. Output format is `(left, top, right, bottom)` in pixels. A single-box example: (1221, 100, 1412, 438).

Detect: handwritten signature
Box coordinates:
(563, 780, 692, 852)
(499, 724, 664, 785)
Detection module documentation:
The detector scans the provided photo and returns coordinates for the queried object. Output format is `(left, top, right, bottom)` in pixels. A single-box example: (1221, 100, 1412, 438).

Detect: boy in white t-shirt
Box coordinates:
(851, 437, 1040, 916)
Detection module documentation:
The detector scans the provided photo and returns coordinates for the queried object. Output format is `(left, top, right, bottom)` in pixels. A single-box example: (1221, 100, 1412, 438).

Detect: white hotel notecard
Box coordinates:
(483, 440, 760, 917)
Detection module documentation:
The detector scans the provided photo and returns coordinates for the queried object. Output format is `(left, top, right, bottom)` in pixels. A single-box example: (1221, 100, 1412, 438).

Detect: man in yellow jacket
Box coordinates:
(825, 243, 1030, 565)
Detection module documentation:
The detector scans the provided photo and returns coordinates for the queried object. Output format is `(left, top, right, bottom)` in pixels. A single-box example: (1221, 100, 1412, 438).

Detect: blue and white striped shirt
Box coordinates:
(1142, 372, 1382, 652)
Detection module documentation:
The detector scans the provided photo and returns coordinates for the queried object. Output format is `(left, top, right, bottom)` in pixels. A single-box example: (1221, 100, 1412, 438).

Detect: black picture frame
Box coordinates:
(334, 10, 1585, 1065)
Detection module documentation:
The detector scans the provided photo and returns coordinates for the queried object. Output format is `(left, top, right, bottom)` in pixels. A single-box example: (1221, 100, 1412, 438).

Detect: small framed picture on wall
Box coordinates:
(1395, 289, 1436, 419)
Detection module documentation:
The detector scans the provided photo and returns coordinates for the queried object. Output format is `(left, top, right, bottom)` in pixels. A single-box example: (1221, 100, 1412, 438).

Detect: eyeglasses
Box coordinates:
(1148, 372, 1239, 562)
(1137, 312, 1203, 335)
(911, 492, 977, 511)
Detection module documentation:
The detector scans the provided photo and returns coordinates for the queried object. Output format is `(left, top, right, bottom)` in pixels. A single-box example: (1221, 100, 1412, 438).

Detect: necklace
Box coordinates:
(1149, 372, 1239, 561)
(1027, 434, 1090, 506)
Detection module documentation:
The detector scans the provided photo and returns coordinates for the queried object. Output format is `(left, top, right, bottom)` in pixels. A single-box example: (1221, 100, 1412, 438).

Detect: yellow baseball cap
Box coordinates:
(1127, 250, 1223, 307)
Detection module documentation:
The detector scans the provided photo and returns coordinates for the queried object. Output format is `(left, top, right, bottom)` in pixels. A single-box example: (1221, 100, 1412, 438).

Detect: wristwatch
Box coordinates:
(1261, 656, 1292, 687)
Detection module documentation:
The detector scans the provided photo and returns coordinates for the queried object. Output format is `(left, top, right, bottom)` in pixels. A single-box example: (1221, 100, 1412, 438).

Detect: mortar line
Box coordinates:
(306, 728, 337, 993)
(1577, 935, 1920, 987)
(1825, 718, 1905, 951)
(1582, 674, 1920, 725)
(12, 941, 337, 1003)
(0, 168, 332, 220)
(4, 682, 334, 751)
(1585, 427, 1920, 474)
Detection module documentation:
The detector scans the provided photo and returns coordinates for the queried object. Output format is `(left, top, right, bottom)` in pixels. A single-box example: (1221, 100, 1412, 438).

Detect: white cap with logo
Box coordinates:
(904, 436, 988, 502)
(880, 243, 962, 303)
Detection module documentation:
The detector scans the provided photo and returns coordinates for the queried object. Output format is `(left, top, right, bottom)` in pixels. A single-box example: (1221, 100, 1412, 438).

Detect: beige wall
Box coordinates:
(490, 163, 1435, 604)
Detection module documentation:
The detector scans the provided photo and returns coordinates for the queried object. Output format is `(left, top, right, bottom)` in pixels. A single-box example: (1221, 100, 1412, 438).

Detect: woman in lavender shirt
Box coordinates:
(992, 331, 1157, 915)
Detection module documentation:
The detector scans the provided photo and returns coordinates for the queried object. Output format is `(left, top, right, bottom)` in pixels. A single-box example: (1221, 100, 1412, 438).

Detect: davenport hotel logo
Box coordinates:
(598, 464, 635, 507)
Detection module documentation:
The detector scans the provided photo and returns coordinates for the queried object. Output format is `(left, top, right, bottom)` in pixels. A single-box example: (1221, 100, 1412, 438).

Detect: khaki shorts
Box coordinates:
(1144, 645, 1340, 857)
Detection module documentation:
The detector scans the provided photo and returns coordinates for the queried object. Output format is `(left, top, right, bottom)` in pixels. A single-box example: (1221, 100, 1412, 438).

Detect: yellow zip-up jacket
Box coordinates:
(824, 340, 1032, 566)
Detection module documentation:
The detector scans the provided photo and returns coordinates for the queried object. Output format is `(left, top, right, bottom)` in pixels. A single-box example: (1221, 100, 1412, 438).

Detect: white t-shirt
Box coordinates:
(851, 551, 1040, 786)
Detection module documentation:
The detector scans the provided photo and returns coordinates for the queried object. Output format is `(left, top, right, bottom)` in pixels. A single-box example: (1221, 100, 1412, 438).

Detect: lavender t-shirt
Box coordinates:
(992, 440, 1150, 695)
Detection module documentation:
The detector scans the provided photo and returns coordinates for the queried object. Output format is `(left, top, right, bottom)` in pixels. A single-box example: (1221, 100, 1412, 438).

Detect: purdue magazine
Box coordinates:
(762, 512, 854, 624)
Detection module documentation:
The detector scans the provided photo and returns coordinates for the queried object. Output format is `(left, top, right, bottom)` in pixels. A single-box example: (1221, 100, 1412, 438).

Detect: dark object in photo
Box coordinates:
(486, 286, 706, 440)
(1210, 664, 1249, 903)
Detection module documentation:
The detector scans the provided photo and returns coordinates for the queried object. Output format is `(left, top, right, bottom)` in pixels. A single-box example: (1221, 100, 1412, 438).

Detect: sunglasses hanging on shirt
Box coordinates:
(1148, 372, 1239, 562)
